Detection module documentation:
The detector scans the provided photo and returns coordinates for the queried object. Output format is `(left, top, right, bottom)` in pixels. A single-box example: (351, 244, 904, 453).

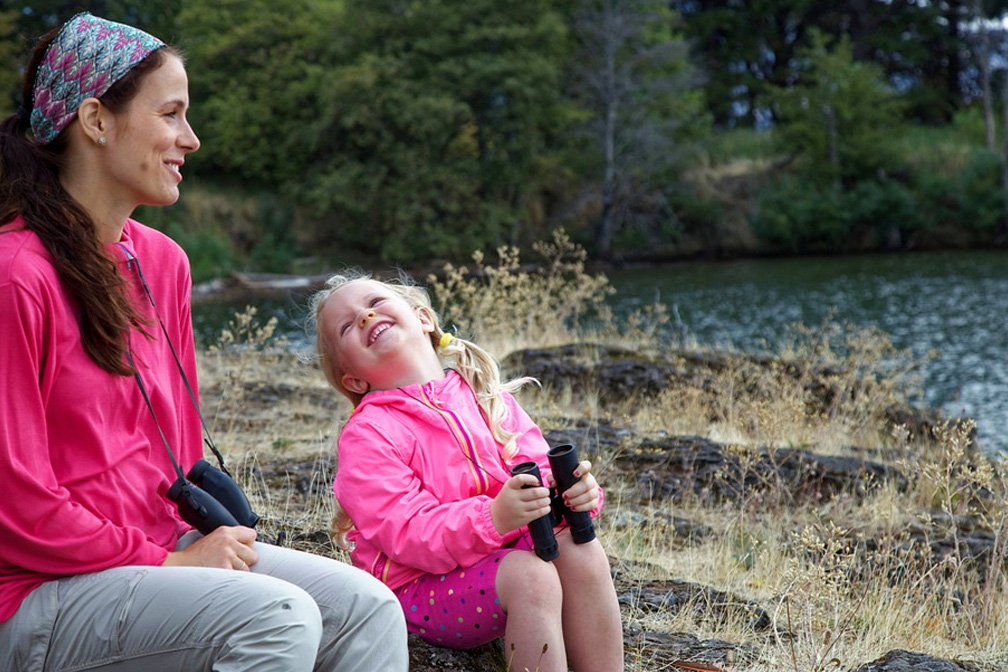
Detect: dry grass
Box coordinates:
(196, 235, 1008, 672)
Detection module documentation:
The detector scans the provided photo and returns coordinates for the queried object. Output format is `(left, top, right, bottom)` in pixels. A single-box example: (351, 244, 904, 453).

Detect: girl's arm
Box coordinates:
(337, 416, 516, 575)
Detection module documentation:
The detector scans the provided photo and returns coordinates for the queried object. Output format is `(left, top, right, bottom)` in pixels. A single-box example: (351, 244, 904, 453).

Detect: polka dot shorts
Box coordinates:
(395, 537, 533, 649)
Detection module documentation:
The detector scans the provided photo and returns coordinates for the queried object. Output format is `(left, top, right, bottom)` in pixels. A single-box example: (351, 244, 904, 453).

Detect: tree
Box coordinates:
(674, 0, 964, 127)
(0, 8, 22, 114)
(569, 0, 706, 258)
(2, 1, 183, 116)
(768, 31, 906, 190)
(176, 0, 338, 185)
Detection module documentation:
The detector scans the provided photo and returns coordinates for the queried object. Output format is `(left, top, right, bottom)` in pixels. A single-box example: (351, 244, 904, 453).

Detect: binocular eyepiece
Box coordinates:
(510, 443, 596, 562)
(167, 459, 260, 536)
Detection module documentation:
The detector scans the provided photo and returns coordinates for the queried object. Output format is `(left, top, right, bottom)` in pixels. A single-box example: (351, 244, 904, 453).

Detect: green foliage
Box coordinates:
(0, 9, 20, 114)
(165, 225, 237, 284)
(675, 0, 956, 127)
(751, 175, 849, 252)
(176, 0, 576, 263)
(704, 127, 777, 164)
(953, 150, 1004, 232)
(915, 149, 1004, 233)
(299, 52, 495, 260)
(248, 196, 299, 273)
(176, 0, 338, 185)
(566, 0, 710, 257)
(845, 178, 923, 240)
(5, 1, 1008, 270)
(768, 31, 906, 189)
(753, 174, 926, 252)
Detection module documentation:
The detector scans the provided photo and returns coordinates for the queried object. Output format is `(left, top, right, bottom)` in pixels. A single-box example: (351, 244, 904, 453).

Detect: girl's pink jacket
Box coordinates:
(335, 369, 602, 590)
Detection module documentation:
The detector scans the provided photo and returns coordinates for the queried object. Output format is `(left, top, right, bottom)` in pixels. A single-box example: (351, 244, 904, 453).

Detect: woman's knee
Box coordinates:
(240, 577, 324, 653)
(352, 570, 407, 633)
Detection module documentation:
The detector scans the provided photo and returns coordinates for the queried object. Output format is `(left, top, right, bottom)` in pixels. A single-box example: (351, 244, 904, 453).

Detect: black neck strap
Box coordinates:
(119, 244, 231, 478)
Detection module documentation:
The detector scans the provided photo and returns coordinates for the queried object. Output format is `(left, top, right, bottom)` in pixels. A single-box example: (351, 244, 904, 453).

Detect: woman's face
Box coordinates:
(101, 53, 200, 210)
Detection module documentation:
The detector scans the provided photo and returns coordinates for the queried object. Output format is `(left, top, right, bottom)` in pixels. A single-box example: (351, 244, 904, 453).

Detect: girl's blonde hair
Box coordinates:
(308, 270, 537, 547)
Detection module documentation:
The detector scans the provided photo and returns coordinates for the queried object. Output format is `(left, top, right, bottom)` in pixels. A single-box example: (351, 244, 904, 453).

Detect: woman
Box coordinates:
(0, 13, 407, 671)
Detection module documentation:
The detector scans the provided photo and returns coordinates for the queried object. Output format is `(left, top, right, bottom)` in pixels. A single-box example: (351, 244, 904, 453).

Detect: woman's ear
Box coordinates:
(76, 97, 108, 145)
(341, 373, 369, 396)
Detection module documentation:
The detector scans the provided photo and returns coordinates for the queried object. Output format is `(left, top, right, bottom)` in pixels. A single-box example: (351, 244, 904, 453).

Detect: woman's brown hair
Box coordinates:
(0, 26, 178, 375)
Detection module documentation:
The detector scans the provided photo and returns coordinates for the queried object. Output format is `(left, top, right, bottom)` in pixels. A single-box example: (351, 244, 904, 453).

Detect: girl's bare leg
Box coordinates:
(496, 550, 568, 672)
(552, 532, 625, 671)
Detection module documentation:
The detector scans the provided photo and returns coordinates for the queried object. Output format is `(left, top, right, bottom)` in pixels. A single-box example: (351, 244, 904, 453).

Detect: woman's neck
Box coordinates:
(59, 147, 130, 244)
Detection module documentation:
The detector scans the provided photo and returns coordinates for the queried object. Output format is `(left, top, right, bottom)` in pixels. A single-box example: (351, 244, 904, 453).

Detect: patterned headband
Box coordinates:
(30, 12, 165, 145)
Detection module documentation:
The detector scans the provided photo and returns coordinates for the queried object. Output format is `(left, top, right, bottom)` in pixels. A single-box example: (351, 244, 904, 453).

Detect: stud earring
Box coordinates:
(97, 136, 106, 147)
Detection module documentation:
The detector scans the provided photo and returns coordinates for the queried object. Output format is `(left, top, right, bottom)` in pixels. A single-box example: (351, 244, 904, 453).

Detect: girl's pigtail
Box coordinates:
(329, 437, 356, 551)
(438, 330, 538, 461)
(330, 506, 355, 551)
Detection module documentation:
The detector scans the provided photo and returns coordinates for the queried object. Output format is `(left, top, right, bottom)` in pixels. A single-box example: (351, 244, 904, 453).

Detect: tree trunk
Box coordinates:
(1002, 69, 1008, 235)
(975, 0, 996, 151)
(596, 1, 618, 260)
(827, 104, 840, 193)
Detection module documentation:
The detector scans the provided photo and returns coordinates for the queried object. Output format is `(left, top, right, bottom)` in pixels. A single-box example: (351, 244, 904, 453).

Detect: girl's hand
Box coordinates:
(490, 473, 552, 535)
(163, 526, 258, 571)
(548, 460, 600, 513)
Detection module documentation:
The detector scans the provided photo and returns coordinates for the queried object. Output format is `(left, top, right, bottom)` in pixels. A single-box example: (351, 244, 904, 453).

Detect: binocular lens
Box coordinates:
(166, 460, 260, 535)
(187, 459, 260, 528)
(167, 477, 241, 536)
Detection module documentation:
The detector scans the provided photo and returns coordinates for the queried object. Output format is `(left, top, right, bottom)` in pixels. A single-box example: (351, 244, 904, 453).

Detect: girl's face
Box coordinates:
(100, 53, 200, 212)
(319, 280, 436, 395)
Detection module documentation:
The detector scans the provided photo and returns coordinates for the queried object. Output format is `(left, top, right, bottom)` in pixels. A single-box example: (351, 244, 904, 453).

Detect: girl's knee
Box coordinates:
(556, 537, 613, 583)
(497, 551, 562, 611)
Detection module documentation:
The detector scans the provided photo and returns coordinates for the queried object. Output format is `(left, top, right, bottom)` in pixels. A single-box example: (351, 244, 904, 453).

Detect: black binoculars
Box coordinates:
(510, 443, 596, 562)
(167, 459, 260, 536)
(547, 443, 596, 545)
(510, 460, 559, 561)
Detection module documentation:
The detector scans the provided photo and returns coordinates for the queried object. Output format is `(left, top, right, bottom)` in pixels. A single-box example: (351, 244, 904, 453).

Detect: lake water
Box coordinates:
(193, 250, 1008, 452)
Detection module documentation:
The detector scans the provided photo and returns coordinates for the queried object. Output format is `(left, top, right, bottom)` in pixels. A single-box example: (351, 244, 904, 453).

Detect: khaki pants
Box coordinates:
(0, 534, 407, 672)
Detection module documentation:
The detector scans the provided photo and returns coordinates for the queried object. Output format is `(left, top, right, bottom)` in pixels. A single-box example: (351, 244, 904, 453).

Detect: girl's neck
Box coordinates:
(368, 356, 447, 394)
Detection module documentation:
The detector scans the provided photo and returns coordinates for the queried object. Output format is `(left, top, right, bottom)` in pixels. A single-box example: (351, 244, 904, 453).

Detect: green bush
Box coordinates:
(953, 149, 1003, 231)
(165, 225, 237, 284)
(751, 177, 849, 251)
(844, 178, 923, 242)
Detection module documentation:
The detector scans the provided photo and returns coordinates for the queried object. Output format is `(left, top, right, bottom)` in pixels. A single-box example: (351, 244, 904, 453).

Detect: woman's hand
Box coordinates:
(162, 526, 258, 571)
(547, 460, 600, 513)
(490, 473, 552, 535)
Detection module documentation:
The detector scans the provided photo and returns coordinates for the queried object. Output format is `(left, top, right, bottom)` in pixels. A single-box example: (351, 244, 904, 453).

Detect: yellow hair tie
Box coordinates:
(438, 333, 454, 349)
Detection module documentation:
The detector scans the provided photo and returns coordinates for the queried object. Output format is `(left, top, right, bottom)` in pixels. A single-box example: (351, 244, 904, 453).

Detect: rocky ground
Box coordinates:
(204, 343, 1007, 672)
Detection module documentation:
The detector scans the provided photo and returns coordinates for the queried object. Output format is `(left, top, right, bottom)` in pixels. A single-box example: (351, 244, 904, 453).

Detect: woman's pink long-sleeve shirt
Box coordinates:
(335, 370, 601, 590)
(0, 217, 202, 623)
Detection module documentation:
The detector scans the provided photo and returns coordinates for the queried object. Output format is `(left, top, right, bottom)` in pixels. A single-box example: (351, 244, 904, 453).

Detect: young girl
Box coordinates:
(310, 271, 625, 672)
